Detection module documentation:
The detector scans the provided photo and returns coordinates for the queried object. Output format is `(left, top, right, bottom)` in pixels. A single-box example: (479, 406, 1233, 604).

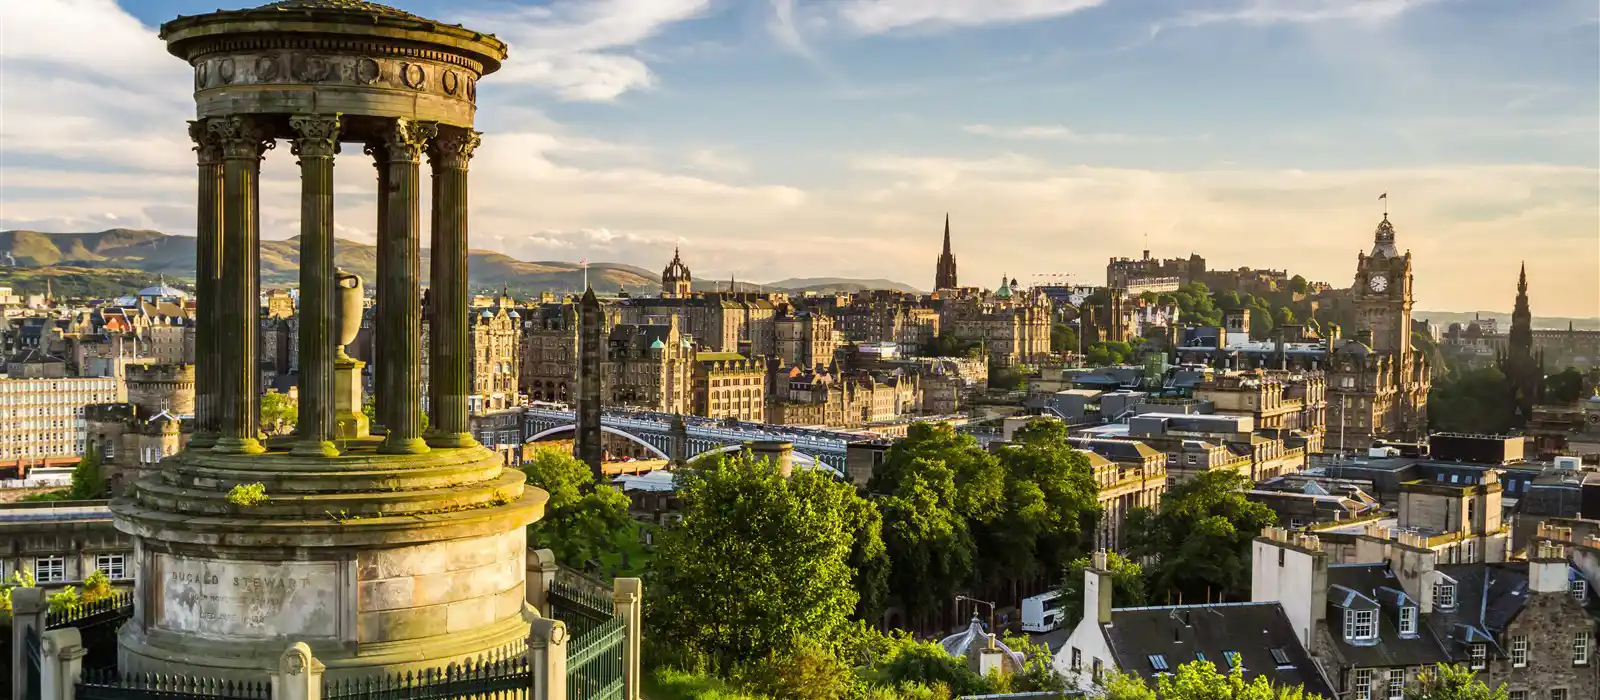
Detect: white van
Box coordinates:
(1021, 590, 1064, 632)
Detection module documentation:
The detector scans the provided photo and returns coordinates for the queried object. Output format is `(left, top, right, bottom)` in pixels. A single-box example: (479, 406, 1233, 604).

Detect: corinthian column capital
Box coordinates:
(370, 118, 437, 164)
(188, 120, 223, 166)
(207, 115, 274, 161)
(428, 128, 481, 172)
(289, 114, 343, 160)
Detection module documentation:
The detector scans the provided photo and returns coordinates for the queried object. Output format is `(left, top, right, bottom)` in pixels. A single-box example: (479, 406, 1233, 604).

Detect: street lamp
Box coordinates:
(955, 594, 997, 637)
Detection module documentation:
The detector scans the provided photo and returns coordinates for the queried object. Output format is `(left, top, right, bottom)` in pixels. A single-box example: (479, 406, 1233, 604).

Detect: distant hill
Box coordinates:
(0, 229, 659, 297)
(1416, 310, 1600, 332)
(0, 266, 172, 300)
(764, 277, 923, 295)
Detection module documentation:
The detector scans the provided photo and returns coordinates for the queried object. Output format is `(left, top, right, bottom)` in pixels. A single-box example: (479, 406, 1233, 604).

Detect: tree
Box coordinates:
(23, 445, 106, 501)
(1290, 275, 1309, 295)
(1058, 552, 1147, 628)
(878, 457, 976, 629)
(989, 367, 1025, 391)
(978, 421, 1101, 588)
(1126, 471, 1276, 604)
(869, 423, 1005, 523)
(1428, 368, 1515, 435)
(521, 447, 634, 570)
(1275, 306, 1296, 327)
(1544, 367, 1586, 405)
(647, 452, 876, 667)
(260, 391, 297, 435)
(871, 635, 988, 697)
(1154, 661, 1310, 699)
(1051, 323, 1079, 354)
(1404, 664, 1508, 700)
(924, 333, 983, 359)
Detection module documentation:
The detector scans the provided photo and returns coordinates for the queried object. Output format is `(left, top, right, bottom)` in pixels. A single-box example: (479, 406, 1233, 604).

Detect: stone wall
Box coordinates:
(1487, 591, 1599, 700)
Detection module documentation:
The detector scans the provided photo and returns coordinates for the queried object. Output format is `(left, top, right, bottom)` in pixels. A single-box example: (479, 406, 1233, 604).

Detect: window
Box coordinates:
(1092, 658, 1102, 682)
(1464, 539, 1476, 563)
(1387, 671, 1404, 700)
(1572, 579, 1588, 603)
(1575, 632, 1591, 666)
(1194, 652, 1208, 663)
(1469, 643, 1487, 670)
(1071, 647, 1081, 671)
(1149, 654, 1169, 672)
(1399, 606, 1417, 636)
(1549, 690, 1567, 700)
(1434, 582, 1456, 609)
(1508, 691, 1526, 700)
(1346, 609, 1377, 640)
(1269, 647, 1291, 666)
(95, 553, 125, 580)
(1353, 669, 1373, 700)
(34, 555, 64, 583)
(1279, 548, 1286, 566)
(1511, 636, 1528, 667)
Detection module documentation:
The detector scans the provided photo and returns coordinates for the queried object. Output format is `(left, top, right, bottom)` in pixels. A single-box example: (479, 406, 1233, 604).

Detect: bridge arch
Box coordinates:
(523, 424, 672, 462)
(688, 444, 844, 478)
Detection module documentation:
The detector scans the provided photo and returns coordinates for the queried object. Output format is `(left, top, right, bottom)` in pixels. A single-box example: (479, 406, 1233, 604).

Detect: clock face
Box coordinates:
(1369, 275, 1389, 292)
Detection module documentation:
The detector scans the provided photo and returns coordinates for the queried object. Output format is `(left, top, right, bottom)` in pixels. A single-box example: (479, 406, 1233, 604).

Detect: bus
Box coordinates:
(1021, 590, 1065, 633)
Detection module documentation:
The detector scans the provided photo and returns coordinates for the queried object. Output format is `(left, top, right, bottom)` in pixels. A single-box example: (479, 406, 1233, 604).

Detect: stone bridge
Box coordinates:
(520, 406, 859, 474)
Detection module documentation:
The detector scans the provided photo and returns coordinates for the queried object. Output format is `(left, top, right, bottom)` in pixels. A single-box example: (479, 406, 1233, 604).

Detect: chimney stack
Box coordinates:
(1086, 550, 1115, 625)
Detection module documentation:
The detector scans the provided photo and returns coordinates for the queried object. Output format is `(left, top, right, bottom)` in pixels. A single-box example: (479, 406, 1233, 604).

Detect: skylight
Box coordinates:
(1149, 655, 1169, 671)
(1270, 647, 1291, 666)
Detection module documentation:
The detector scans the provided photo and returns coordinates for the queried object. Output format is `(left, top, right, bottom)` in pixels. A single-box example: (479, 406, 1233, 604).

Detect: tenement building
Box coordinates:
(604, 319, 694, 414)
(694, 352, 766, 421)
(468, 299, 522, 413)
(1327, 215, 1431, 442)
(107, 2, 548, 679)
(1253, 529, 1597, 700)
(519, 300, 579, 403)
(0, 350, 120, 465)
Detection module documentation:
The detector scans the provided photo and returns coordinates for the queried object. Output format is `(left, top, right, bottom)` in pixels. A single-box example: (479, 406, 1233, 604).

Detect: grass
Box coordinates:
(644, 667, 763, 700)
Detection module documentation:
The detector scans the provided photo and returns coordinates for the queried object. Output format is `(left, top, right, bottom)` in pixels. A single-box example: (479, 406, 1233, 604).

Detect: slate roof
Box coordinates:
(1426, 563, 1532, 659)
(1324, 564, 1453, 668)
(1099, 602, 1335, 699)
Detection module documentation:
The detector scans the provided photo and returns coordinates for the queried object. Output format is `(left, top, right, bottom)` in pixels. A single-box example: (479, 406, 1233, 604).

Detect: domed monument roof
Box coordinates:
(255, 0, 424, 20)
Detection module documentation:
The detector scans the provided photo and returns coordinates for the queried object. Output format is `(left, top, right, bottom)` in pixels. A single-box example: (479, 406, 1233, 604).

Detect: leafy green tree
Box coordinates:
(988, 367, 1025, 391)
(260, 391, 298, 435)
(1275, 307, 1296, 326)
(1051, 323, 1079, 354)
(1428, 367, 1515, 435)
(521, 447, 635, 570)
(737, 640, 858, 700)
(878, 457, 975, 629)
(48, 586, 82, 614)
(1544, 367, 1586, 405)
(871, 636, 988, 697)
(1126, 471, 1275, 604)
(0, 569, 36, 612)
(978, 421, 1100, 587)
(869, 423, 1005, 523)
(1058, 552, 1147, 628)
(24, 446, 108, 502)
(1290, 275, 1309, 294)
(924, 333, 983, 359)
(844, 490, 891, 621)
(996, 631, 1068, 692)
(1404, 664, 1508, 700)
(647, 452, 876, 667)
(1152, 661, 1310, 699)
(1101, 670, 1159, 700)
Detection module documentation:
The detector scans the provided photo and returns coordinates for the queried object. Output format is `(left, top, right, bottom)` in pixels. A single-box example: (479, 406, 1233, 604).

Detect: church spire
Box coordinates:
(935, 213, 958, 291)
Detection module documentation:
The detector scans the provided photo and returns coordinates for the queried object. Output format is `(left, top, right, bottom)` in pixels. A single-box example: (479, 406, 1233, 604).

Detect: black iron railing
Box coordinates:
(76, 670, 271, 700)
(322, 656, 531, 700)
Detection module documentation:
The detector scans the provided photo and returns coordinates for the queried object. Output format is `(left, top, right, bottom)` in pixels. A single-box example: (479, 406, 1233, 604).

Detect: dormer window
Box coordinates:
(1433, 582, 1457, 610)
(1345, 609, 1377, 641)
(1398, 606, 1417, 636)
(1469, 643, 1487, 670)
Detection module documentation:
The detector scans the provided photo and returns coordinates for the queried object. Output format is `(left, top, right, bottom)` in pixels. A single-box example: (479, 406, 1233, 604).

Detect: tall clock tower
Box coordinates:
(1352, 215, 1414, 372)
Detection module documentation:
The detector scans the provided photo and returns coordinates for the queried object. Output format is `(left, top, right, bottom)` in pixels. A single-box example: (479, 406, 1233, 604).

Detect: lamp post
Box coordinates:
(955, 594, 997, 637)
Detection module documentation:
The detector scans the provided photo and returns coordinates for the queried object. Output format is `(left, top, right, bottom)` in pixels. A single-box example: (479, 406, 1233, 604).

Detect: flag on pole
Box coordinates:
(1378, 193, 1387, 200)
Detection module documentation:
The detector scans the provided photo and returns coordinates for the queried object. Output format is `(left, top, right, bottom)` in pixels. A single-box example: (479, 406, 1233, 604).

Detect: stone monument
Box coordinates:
(111, 0, 546, 679)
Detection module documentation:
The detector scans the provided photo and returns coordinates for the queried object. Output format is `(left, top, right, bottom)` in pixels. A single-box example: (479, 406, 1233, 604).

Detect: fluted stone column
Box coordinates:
(364, 142, 390, 435)
(374, 118, 436, 454)
(187, 121, 224, 449)
(289, 114, 342, 457)
(425, 127, 481, 448)
(209, 116, 271, 455)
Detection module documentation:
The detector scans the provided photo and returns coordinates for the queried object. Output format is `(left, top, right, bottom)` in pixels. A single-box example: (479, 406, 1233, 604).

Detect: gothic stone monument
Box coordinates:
(110, 0, 546, 678)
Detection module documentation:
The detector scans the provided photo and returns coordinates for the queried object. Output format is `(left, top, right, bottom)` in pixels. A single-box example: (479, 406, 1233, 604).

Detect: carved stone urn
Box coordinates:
(335, 268, 363, 361)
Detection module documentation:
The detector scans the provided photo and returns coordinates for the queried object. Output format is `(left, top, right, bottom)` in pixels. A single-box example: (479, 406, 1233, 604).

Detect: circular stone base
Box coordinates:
(112, 444, 545, 681)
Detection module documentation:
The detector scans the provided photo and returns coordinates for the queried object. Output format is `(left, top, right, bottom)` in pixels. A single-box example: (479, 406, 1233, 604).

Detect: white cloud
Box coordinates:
(684, 148, 751, 175)
(1163, 0, 1437, 30)
(962, 124, 1163, 144)
(818, 0, 1107, 34)
(467, 0, 714, 101)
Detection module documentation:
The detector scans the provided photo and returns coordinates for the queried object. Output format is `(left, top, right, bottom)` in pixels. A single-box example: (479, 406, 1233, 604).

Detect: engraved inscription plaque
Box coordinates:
(154, 554, 339, 638)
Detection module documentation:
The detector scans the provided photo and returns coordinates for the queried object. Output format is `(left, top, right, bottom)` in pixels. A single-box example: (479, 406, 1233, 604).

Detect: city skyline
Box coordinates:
(1, 0, 1596, 316)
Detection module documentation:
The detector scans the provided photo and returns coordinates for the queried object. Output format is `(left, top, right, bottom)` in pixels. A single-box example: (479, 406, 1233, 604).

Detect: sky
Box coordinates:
(1, 0, 1597, 316)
